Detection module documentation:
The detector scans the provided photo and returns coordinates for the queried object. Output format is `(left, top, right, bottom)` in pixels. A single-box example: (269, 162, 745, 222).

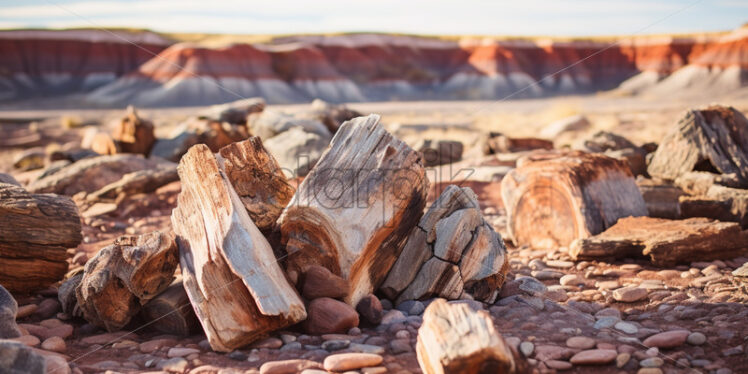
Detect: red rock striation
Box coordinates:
(1, 27, 747, 105)
(0, 30, 170, 101)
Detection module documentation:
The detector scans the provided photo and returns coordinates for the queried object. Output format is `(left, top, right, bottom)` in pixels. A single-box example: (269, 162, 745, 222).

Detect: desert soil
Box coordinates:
(2, 94, 748, 373)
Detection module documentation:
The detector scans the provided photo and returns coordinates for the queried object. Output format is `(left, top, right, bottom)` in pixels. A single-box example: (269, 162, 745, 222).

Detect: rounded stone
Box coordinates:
(559, 274, 586, 286)
(545, 359, 573, 370)
(569, 349, 617, 365)
(41, 336, 66, 352)
(566, 336, 596, 350)
(519, 341, 534, 357)
(639, 357, 664, 368)
(612, 287, 648, 303)
(323, 353, 383, 372)
(642, 330, 689, 349)
(616, 353, 631, 368)
(614, 321, 638, 334)
(687, 332, 706, 345)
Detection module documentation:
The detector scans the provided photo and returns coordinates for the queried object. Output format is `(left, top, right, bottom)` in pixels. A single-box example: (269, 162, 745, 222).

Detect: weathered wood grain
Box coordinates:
(87, 164, 178, 201)
(570, 216, 748, 266)
(416, 299, 528, 374)
(501, 151, 647, 249)
(381, 186, 508, 304)
(76, 231, 178, 331)
(648, 105, 748, 183)
(278, 114, 429, 307)
(172, 144, 305, 352)
(140, 280, 199, 336)
(636, 177, 684, 219)
(0, 183, 81, 293)
(27, 154, 166, 196)
(218, 137, 294, 233)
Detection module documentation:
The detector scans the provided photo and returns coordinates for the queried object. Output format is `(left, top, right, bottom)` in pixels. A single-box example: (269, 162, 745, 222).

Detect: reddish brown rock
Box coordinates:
(260, 359, 322, 374)
(570, 216, 748, 265)
(569, 349, 617, 365)
(642, 330, 690, 349)
(323, 353, 383, 372)
(305, 297, 359, 335)
(355, 294, 383, 326)
(300, 265, 348, 300)
(112, 106, 156, 156)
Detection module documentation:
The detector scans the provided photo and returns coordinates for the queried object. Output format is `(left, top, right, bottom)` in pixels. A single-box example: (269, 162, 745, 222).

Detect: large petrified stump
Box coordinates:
(172, 144, 306, 352)
(0, 183, 82, 293)
(501, 151, 647, 249)
(647, 105, 748, 184)
(416, 299, 528, 374)
(278, 114, 429, 306)
(380, 186, 509, 304)
(217, 138, 295, 233)
(570, 217, 748, 266)
(76, 231, 178, 331)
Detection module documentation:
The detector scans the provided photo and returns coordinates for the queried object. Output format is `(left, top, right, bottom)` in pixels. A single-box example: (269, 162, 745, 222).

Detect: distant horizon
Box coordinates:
(1, 0, 747, 37)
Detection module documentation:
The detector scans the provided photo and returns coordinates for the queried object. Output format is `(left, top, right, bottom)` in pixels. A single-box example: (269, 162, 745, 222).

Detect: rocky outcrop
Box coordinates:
(0, 29, 170, 101)
(2, 27, 748, 105)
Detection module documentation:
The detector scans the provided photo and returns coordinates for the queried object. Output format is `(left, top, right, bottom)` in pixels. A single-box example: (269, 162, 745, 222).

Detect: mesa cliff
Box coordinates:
(1, 27, 746, 106)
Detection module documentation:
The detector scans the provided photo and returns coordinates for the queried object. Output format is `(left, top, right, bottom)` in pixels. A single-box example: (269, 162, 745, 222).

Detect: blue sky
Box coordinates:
(1, 0, 746, 36)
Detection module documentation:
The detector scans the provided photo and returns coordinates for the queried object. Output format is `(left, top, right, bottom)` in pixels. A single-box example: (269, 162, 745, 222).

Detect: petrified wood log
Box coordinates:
(671, 171, 748, 228)
(416, 299, 528, 374)
(305, 99, 362, 134)
(416, 139, 464, 167)
(381, 186, 509, 304)
(278, 114, 429, 306)
(218, 138, 295, 233)
(140, 280, 199, 336)
(200, 97, 265, 125)
(90, 132, 119, 156)
(86, 164, 178, 201)
(483, 133, 553, 155)
(172, 144, 305, 352)
(636, 177, 684, 219)
(76, 231, 178, 331)
(679, 185, 748, 229)
(27, 154, 166, 195)
(58, 272, 83, 317)
(501, 151, 648, 249)
(648, 105, 748, 184)
(0, 183, 82, 293)
(112, 106, 156, 156)
(570, 217, 748, 266)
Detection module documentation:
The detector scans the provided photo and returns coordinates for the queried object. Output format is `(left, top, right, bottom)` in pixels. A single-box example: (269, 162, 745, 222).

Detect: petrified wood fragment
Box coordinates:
(570, 217, 748, 266)
(416, 299, 529, 374)
(218, 137, 294, 233)
(27, 154, 165, 196)
(501, 151, 647, 249)
(76, 231, 178, 331)
(0, 183, 81, 293)
(112, 106, 156, 156)
(278, 114, 429, 306)
(172, 144, 305, 352)
(140, 280, 199, 336)
(381, 186, 509, 304)
(648, 105, 748, 184)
